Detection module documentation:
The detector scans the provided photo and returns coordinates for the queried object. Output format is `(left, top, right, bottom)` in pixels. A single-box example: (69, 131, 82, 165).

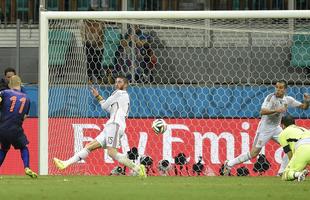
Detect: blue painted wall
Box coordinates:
(24, 85, 310, 118)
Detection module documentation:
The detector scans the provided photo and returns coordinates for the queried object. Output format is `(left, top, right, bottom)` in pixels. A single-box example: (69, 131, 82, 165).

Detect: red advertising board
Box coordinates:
(2, 118, 310, 176)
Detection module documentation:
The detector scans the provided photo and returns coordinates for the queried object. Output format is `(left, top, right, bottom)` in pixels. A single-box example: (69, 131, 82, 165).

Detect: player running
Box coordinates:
(53, 75, 146, 178)
(223, 80, 310, 176)
(279, 115, 310, 182)
(0, 75, 37, 178)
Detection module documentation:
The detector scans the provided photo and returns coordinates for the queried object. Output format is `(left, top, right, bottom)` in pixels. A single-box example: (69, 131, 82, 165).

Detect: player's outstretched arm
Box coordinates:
(298, 93, 310, 110)
(90, 86, 104, 102)
(260, 107, 286, 116)
(90, 85, 118, 111)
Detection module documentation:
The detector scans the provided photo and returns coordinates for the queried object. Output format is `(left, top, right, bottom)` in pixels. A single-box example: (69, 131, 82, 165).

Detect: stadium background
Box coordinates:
(1, 0, 310, 84)
(0, 0, 310, 176)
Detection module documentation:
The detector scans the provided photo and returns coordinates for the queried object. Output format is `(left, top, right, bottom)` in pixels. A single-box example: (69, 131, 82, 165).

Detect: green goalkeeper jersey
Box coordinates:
(278, 125, 310, 154)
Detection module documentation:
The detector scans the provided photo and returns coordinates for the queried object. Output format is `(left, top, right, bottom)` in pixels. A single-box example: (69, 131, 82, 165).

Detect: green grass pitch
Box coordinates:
(0, 176, 309, 200)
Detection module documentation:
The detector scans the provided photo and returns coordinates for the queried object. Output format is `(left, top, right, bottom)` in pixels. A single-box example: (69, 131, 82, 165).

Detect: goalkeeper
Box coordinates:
(279, 115, 310, 182)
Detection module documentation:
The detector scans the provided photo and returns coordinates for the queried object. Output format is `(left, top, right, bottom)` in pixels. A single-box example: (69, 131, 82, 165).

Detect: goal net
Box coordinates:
(40, 11, 310, 176)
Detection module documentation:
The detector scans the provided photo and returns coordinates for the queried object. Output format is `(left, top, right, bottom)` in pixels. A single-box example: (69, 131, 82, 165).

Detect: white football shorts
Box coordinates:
(253, 126, 283, 148)
(95, 123, 124, 149)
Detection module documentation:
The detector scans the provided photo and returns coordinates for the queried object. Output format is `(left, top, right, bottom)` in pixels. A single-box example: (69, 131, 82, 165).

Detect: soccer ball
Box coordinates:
(152, 119, 167, 134)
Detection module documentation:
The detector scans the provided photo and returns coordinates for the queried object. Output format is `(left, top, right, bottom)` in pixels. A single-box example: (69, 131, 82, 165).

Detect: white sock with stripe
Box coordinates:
(227, 152, 252, 167)
(64, 148, 90, 166)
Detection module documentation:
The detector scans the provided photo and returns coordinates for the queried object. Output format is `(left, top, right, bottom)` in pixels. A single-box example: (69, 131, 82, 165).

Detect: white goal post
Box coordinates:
(39, 10, 310, 175)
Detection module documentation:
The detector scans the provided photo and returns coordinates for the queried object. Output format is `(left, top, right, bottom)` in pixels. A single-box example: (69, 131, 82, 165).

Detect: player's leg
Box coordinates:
(20, 146, 30, 168)
(103, 124, 146, 178)
(224, 130, 268, 175)
(271, 127, 288, 175)
(106, 147, 146, 178)
(13, 133, 37, 178)
(282, 145, 310, 181)
(53, 139, 102, 170)
(230, 147, 262, 166)
(224, 147, 261, 175)
(0, 135, 10, 167)
(21, 146, 37, 178)
(0, 146, 9, 167)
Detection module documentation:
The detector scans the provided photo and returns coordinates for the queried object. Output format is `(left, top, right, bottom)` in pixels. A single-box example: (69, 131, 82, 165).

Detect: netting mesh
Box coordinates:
(47, 17, 310, 176)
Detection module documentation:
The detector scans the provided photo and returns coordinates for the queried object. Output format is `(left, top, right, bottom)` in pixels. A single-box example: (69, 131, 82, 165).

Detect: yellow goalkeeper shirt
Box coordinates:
(278, 125, 310, 154)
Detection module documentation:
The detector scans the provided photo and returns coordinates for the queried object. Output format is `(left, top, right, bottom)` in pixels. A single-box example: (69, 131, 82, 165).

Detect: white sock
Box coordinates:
(278, 154, 289, 174)
(114, 152, 139, 172)
(64, 148, 90, 166)
(227, 152, 252, 167)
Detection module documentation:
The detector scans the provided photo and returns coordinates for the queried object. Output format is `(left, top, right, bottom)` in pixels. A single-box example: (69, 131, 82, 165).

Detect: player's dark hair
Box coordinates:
(281, 115, 295, 127)
(276, 80, 287, 89)
(115, 74, 129, 85)
(4, 67, 16, 76)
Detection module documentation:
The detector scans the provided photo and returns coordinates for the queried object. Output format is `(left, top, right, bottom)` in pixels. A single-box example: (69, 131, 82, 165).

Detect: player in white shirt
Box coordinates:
(53, 75, 146, 178)
(223, 80, 310, 176)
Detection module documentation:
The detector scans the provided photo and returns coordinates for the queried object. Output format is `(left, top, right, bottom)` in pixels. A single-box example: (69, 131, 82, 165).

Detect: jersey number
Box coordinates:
(9, 96, 26, 113)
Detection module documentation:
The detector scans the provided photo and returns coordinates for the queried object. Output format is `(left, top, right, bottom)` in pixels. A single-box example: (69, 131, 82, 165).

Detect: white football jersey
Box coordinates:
(258, 93, 302, 131)
(99, 90, 130, 129)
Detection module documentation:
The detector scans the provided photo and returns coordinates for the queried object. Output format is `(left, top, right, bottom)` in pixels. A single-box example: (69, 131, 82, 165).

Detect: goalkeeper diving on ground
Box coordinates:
(279, 115, 310, 182)
(53, 75, 146, 178)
